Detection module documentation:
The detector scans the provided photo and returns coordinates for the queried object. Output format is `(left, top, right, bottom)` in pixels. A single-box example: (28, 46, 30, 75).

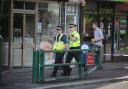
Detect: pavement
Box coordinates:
(0, 62, 128, 89)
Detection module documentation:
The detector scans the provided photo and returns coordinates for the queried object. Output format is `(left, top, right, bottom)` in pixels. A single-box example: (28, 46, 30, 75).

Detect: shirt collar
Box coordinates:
(72, 30, 77, 34)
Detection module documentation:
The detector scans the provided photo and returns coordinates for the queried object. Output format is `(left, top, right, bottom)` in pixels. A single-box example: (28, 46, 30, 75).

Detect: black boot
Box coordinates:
(50, 71, 57, 77)
(61, 67, 72, 76)
(50, 66, 58, 77)
(50, 68, 57, 77)
(66, 67, 72, 76)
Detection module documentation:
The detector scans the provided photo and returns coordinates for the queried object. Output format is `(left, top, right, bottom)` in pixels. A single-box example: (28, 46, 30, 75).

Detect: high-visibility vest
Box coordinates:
(69, 31, 80, 47)
(53, 33, 66, 50)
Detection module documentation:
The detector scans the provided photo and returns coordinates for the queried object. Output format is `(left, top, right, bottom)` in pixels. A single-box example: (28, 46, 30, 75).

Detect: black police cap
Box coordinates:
(69, 24, 77, 28)
(56, 26, 63, 30)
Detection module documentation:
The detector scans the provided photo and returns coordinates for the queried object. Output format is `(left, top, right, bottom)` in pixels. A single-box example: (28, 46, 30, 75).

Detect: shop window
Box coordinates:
(84, 0, 97, 14)
(84, 14, 96, 36)
(13, 13, 23, 42)
(38, 3, 60, 42)
(0, 1, 1, 12)
(25, 2, 35, 10)
(13, 1, 24, 9)
(99, 1, 114, 15)
(83, 0, 97, 37)
(117, 14, 128, 50)
(66, 15, 77, 34)
(99, 2, 113, 9)
(13, 1, 35, 10)
(65, 3, 79, 34)
(13, 13, 35, 43)
(2, 0, 10, 15)
(0, 17, 9, 41)
(24, 14, 35, 44)
(66, 4, 77, 14)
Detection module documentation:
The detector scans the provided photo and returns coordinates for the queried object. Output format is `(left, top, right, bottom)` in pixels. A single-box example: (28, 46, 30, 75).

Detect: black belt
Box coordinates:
(70, 47, 80, 49)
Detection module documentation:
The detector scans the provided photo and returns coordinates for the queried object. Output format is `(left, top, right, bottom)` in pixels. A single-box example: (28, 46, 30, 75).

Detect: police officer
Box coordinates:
(50, 26, 68, 77)
(62, 24, 81, 76)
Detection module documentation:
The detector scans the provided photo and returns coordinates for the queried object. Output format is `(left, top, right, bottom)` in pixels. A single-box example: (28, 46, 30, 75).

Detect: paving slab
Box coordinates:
(0, 62, 128, 89)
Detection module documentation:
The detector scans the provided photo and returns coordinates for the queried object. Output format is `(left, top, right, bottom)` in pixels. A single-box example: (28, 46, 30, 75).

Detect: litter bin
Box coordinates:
(0, 36, 3, 84)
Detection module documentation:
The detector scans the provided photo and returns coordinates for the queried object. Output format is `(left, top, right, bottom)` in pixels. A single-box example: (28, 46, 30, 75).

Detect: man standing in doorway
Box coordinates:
(91, 21, 104, 47)
(62, 24, 81, 76)
(91, 21, 104, 63)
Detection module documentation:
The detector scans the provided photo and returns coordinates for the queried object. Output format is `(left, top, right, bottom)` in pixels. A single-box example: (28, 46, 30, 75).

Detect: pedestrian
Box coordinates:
(91, 21, 104, 48)
(91, 21, 104, 62)
(50, 26, 68, 77)
(62, 24, 80, 76)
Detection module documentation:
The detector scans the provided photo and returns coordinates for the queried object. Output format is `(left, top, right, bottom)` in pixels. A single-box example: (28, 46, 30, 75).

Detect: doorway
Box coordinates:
(12, 13, 35, 67)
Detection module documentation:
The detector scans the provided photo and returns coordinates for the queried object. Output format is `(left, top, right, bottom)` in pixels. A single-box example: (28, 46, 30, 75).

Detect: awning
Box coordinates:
(100, 0, 128, 2)
(109, 0, 128, 2)
(51, 0, 68, 2)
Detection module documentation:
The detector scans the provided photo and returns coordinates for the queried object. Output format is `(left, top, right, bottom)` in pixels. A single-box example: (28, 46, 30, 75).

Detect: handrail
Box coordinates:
(37, 48, 99, 53)
(32, 48, 102, 83)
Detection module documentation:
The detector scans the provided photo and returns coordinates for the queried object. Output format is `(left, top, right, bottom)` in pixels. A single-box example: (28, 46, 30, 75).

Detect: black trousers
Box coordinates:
(52, 52, 64, 75)
(64, 47, 81, 75)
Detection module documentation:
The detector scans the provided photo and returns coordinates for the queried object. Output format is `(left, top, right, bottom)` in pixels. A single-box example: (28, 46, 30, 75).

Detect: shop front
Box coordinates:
(82, 0, 128, 62)
(9, 0, 80, 68)
(81, 0, 115, 62)
(115, 3, 128, 53)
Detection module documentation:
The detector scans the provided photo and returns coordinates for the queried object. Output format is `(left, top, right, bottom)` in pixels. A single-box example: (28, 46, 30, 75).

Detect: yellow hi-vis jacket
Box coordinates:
(53, 33, 66, 50)
(69, 31, 80, 47)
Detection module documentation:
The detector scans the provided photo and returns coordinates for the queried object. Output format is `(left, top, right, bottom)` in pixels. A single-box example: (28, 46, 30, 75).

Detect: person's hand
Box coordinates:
(65, 44, 69, 49)
(70, 34, 77, 41)
(91, 39, 95, 44)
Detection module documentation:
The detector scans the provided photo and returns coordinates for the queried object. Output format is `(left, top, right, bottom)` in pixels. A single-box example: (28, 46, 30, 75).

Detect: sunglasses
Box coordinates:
(70, 26, 74, 28)
(56, 29, 62, 31)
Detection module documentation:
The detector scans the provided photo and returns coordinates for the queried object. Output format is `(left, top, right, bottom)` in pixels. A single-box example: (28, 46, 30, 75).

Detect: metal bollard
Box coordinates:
(0, 38, 3, 84)
(95, 49, 102, 69)
(32, 50, 39, 83)
(78, 52, 83, 79)
(38, 50, 44, 82)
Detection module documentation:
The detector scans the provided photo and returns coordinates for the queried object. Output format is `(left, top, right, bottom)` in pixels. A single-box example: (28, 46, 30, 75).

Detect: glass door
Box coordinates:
(13, 13, 35, 67)
(98, 15, 113, 62)
(13, 13, 23, 67)
(23, 14, 35, 67)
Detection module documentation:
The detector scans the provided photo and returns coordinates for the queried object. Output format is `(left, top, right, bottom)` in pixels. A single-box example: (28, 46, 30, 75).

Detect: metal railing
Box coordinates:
(32, 48, 102, 83)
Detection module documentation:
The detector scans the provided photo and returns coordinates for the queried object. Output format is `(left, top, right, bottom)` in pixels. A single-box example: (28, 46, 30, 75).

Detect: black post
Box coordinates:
(60, 1, 65, 28)
(0, 37, 3, 85)
(111, 3, 115, 62)
(97, 1, 100, 21)
(79, 4, 84, 41)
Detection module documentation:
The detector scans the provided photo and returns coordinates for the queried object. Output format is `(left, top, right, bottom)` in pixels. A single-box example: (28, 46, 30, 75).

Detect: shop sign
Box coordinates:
(86, 53, 95, 65)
